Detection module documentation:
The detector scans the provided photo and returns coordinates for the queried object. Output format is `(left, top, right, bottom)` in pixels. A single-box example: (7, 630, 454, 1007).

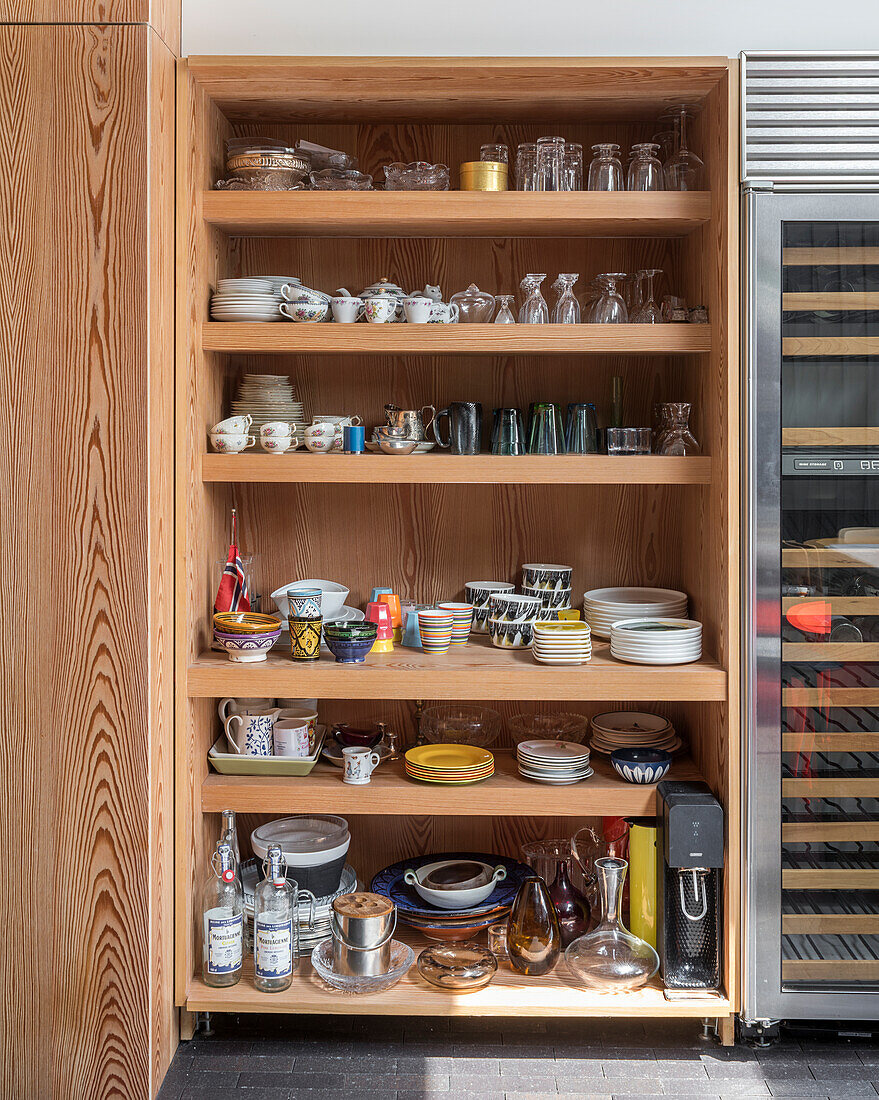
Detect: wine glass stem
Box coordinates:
(678, 111, 689, 156)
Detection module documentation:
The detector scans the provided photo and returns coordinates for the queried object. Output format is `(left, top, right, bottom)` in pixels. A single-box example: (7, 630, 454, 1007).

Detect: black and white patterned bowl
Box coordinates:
(487, 617, 534, 649)
(488, 592, 542, 623)
(521, 563, 573, 592)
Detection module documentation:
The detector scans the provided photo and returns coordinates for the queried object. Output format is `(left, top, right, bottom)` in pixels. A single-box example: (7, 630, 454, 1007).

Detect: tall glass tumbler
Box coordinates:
(528, 403, 566, 455)
(565, 403, 599, 454)
(536, 136, 566, 192)
(491, 407, 526, 455)
(515, 143, 537, 191)
(564, 142, 583, 191)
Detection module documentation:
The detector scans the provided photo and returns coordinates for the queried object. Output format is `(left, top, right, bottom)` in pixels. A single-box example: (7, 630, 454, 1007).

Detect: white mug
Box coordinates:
(363, 298, 397, 324)
(342, 746, 382, 785)
(277, 707, 318, 752)
(273, 718, 311, 758)
(224, 708, 280, 756)
(217, 697, 274, 724)
(331, 296, 365, 323)
(402, 297, 433, 324)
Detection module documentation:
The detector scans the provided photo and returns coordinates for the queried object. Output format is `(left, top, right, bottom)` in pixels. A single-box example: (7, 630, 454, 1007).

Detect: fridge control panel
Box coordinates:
(784, 453, 879, 476)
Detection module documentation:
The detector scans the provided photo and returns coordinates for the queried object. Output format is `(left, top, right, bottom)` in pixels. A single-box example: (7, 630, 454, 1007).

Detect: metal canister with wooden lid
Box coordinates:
(331, 892, 396, 977)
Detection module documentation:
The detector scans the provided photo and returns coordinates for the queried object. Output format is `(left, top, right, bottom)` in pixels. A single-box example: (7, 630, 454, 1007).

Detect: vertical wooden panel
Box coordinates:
(0, 24, 174, 1100)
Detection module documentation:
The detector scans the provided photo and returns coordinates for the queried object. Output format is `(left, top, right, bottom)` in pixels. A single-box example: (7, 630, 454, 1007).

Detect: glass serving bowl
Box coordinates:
(508, 712, 588, 745)
(383, 161, 450, 190)
(310, 938, 414, 993)
(420, 704, 502, 748)
(309, 168, 374, 191)
(416, 941, 498, 991)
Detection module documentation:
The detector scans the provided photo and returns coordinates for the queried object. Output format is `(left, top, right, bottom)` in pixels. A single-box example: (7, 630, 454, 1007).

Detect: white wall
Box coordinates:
(183, 0, 879, 58)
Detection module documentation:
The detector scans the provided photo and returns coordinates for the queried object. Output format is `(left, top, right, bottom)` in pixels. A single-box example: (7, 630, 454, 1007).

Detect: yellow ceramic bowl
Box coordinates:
(213, 611, 283, 635)
(533, 620, 591, 635)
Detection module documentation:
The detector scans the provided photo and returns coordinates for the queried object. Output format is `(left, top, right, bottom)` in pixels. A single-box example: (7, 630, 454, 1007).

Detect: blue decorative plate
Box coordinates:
(370, 851, 533, 918)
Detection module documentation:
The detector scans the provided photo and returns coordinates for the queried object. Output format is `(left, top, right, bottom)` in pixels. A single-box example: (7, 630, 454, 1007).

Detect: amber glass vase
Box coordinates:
(507, 876, 561, 976)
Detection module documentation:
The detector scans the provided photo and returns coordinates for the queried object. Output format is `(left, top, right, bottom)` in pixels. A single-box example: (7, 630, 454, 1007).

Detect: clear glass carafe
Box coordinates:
(551, 273, 581, 324)
(587, 143, 623, 191)
(565, 857, 659, 992)
(494, 295, 516, 324)
(632, 269, 663, 323)
(518, 274, 549, 324)
(656, 402, 701, 455)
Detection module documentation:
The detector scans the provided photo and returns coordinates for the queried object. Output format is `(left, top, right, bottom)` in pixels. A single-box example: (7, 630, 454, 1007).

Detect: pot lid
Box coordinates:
(360, 277, 406, 297)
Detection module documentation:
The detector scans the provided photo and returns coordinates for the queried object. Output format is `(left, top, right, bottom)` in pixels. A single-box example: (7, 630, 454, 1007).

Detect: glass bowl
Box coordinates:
(383, 161, 450, 190)
(309, 168, 374, 191)
(420, 704, 501, 748)
(310, 938, 414, 993)
(508, 712, 588, 746)
(416, 941, 498, 991)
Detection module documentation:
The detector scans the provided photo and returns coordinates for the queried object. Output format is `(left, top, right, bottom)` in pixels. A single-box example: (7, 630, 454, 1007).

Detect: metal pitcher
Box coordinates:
(384, 404, 435, 441)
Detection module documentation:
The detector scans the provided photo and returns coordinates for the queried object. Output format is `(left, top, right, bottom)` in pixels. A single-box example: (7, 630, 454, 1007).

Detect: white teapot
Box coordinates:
(337, 278, 407, 323)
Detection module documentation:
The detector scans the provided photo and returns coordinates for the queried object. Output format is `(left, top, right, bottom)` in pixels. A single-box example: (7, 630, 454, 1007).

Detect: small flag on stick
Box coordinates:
(214, 508, 251, 614)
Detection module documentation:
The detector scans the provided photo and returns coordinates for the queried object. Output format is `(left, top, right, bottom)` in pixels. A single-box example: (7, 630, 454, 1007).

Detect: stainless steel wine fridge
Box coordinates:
(743, 52, 879, 1023)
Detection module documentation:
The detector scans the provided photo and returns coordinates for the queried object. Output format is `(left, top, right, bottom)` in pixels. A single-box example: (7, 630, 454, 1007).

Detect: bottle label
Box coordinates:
(255, 917, 294, 979)
(207, 913, 243, 975)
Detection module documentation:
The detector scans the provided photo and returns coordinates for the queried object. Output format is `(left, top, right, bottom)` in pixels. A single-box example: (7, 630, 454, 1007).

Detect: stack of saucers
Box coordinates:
(610, 618, 702, 665)
(582, 587, 688, 638)
(231, 374, 307, 440)
(589, 710, 683, 756)
(516, 739, 593, 785)
(210, 277, 284, 322)
(532, 621, 592, 665)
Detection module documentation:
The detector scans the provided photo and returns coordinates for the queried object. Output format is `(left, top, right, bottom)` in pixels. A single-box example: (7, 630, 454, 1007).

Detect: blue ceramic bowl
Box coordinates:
(610, 748, 672, 785)
(323, 620, 378, 664)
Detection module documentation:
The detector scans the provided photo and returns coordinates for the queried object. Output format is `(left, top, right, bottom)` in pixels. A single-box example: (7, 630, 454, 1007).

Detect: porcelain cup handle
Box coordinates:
(492, 864, 508, 883)
(448, 303, 460, 323)
(368, 751, 381, 772)
(218, 697, 234, 724)
(244, 435, 256, 449)
(224, 714, 244, 754)
(432, 408, 451, 448)
(403, 870, 419, 886)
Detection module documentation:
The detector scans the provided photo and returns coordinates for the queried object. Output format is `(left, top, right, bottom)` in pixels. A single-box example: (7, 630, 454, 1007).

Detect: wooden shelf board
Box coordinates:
(782, 822, 879, 842)
(783, 427, 879, 447)
(184, 939, 730, 1018)
(783, 547, 879, 568)
(202, 453, 712, 485)
(782, 732, 879, 751)
(783, 914, 879, 934)
(782, 869, 879, 889)
(201, 322, 711, 356)
(783, 246, 879, 267)
(783, 336, 879, 358)
(782, 960, 879, 980)
(784, 688, 879, 706)
(783, 643, 879, 661)
(202, 190, 712, 238)
(201, 751, 703, 816)
(783, 778, 879, 798)
(188, 636, 727, 701)
(783, 292, 879, 311)
(782, 595, 879, 615)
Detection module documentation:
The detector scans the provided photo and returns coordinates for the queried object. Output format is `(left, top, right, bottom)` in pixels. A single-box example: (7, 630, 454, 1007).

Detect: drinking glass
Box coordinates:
(564, 142, 583, 190)
(589, 274, 628, 324)
(627, 143, 664, 191)
(536, 136, 566, 191)
(518, 274, 549, 324)
(587, 143, 623, 191)
(565, 403, 598, 454)
(528, 403, 566, 455)
(481, 143, 509, 164)
(656, 402, 701, 455)
(663, 106, 705, 191)
(491, 407, 526, 455)
(515, 143, 537, 191)
(551, 273, 580, 324)
(652, 130, 676, 168)
(606, 427, 652, 455)
(632, 269, 663, 323)
(654, 402, 673, 451)
(494, 295, 516, 324)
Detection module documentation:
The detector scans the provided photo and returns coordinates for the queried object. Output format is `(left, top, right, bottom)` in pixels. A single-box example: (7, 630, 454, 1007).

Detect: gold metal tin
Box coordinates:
(459, 161, 509, 191)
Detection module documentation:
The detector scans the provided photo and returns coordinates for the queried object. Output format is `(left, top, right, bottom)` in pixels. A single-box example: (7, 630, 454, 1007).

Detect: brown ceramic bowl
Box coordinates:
(332, 723, 383, 749)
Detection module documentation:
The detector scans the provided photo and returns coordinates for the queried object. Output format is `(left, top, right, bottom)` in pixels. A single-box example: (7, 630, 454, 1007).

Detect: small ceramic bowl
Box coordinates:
(521, 563, 574, 591)
(488, 592, 543, 622)
(487, 617, 534, 649)
(332, 722, 383, 748)
(323, 621, 378, 664)
(404, 860, 507, 910)
(213, 611, 282, 635)
(610, 748, 672, 784)
(214, 627, 281, 663)
(378, 438, 418, 455)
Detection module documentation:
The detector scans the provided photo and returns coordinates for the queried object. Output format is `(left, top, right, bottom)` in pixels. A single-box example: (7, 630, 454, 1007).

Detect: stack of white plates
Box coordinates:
(589, 710, 683, 755)
(231, 373, 307, 440)
(516, 739, 593, 785)
(242, 861, 358, 956)
(532, 621, 592, 665)
(583, 587, 688, 638)
(210, 277, 284, 322)
(610, 618, 702, 665)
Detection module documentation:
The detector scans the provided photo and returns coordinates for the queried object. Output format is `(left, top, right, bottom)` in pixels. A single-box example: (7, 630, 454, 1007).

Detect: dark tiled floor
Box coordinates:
(157, 1014, 879, 1100)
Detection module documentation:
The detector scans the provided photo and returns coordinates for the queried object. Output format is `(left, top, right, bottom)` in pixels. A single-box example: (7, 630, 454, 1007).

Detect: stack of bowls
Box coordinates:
(418, 609, 455, 654)
(582, 587, 688, 638)
(212, 611, 282, 663)
(465, 581, 515, 634)
(589, 711, 683, 756)
(521, 563, 573, 613)
(516, 739, 593, 784)
(487, 592, 542, 650)
(610, 618, 702, 665)
(532, 620, 592, 665)
(250, 815, 350, 896)
(211, 278, 284, 323)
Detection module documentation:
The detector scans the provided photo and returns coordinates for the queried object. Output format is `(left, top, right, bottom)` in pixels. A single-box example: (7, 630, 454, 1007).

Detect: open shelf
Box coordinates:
(202, 322, 711, 356)
(202, 453, 712, 485)
(202, 190, 712, 238)
(185, 940, 731, 1018)
(783, 546, 879, 568)
(188, 636, 727, 701)
(201, 750, 703, 816)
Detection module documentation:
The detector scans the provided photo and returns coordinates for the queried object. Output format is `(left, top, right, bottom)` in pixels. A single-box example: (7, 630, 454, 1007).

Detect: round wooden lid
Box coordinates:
(332, 892, 394, 919)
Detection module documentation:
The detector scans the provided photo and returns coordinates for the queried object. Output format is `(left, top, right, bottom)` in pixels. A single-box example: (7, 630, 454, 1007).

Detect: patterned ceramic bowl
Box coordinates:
(213, 611, 283, 635)
(214, 627, 281, 663)
(610, 748, 672, 784)
(487, 617, 534, 649)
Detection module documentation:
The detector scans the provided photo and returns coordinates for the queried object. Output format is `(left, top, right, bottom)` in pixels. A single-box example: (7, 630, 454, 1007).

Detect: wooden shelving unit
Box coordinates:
(177, 56, 738, 1031)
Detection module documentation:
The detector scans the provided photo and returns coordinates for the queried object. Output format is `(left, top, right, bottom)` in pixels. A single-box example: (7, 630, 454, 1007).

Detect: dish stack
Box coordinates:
(231, 373, 306, 441)
(404, 744, 495, 785)
(241, 861, 357, 956)
(521, 562, 574, 613)
(210, 277, 285, 322)
(532, 621, 592, 665)
(610, 618, 702, 665)
(516, 739, 593, 784)
(589, 710, 683, 755)
(582, 587, 688, 638)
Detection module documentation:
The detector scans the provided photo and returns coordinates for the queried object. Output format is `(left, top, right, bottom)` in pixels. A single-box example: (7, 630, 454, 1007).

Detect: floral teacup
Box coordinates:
(210, 432, 256, 453)
(280, 299, 329, 323)
(363, 298, 397, 323)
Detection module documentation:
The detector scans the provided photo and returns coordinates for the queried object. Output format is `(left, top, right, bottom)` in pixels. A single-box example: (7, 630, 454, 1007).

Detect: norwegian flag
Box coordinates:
(214, 508, 251, 614)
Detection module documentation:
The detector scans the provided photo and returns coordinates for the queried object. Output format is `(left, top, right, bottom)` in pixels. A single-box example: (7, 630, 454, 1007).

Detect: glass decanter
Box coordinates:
(551, 273, 581, 324)
(494, 294, 517, 324)
(632, 269, 663, 323)
(587, 143, 623, 191)
(507, 876, 561, 975)
(518, 274, 549, 324)
(522, 839, 593, 947)
(565, 857, 659, 992)
(656, 402, 701, 455)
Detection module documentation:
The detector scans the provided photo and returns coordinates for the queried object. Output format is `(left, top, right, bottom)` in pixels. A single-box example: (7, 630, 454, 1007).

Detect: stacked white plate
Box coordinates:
(241, 862, 358, 956)
(210, 277, 284, 322)
(610, 618, 702, 665)
(516, 739, 594, 785)
(532, 621, 592, 665)
(589, 710, 683, 756)
(230, 373, 307, 441)
(583, 587, 688, 638)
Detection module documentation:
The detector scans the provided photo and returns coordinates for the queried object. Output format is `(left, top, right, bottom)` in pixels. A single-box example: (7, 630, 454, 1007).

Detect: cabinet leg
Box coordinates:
(179, 1009, 196, 1041)
(718, 1016, 735, 1047)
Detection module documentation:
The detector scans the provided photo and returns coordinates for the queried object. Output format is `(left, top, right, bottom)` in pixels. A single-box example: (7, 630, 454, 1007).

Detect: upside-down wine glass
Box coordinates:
(663, 105, 705, 191)
(551, 273, 581, 324)
(519, 274, 549, 324)
(627, 143, 664, 191)
(494, 295, 517, 324)
(632, 269, 663, 323)
(590, 274, 628, 324)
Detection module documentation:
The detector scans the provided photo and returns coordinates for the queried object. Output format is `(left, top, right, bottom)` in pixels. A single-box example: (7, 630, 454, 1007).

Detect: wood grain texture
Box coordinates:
(781, 731, 879, 750)
(0, 24, 174, 1100)
(784, 292, 879, 311)
(0, 0, 180, 54)
(782, 643, 879, 661)
(782, 427, 879, 446)
(783, 246, 879, 266)
(783, 869, 879, 889)
(202, 190, 712, 238)
(783, 336, 879, 358)
(783, 547, 879, 568)
(783, 960, 879, 981)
